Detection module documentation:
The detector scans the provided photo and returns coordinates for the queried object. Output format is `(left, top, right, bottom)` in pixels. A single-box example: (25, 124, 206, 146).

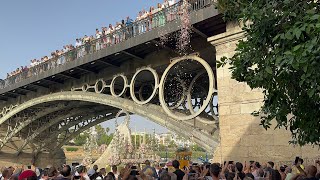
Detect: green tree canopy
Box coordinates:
(217, 0, 320, 145)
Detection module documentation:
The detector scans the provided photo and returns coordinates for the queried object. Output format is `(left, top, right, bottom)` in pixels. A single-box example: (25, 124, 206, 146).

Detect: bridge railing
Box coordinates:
(2, 0, 215, 90)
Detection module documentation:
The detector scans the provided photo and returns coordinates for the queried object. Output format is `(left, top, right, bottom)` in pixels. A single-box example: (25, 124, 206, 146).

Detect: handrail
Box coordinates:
(0, 0, 214, 90)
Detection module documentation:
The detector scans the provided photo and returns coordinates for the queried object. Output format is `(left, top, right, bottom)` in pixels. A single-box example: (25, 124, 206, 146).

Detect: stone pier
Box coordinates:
(208, 22, 320, 164)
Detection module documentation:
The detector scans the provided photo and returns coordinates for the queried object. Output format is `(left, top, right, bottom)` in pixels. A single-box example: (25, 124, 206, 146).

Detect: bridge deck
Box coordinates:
(0, 2, 224, 101)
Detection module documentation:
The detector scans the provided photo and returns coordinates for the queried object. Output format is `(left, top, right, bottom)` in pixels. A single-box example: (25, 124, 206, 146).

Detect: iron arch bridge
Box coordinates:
(0, 55, 219, 162)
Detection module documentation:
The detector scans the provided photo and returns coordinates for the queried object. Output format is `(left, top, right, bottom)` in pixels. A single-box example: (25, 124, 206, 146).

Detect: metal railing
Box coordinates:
(1, 0, 215, 90)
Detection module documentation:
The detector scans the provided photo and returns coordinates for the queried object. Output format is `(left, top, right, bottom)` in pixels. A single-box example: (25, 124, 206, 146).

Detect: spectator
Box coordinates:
(107, 24, 114, 45)
(75, 38, 83, 58)
(142, 160, 158, 179)
(18, 170, 37, 180)
(111, 166, 118, 180)
(267, 161, 274, 169)
(209, 163, 220, 180)
(235, 162, 245, 180)
(57, 165, 72, 180)
(48, 167, 58, 179)
(77, 166, 89, 180)
(95, 29, 102, 51)
(304, 165, 317, 180)
(279, 165, 287, 180)
(2, 168, 12, 180)
(126, 16, 134, 38)
(98, 168, 106, 179)
(172, 160, 184, 180)
(83, 35, 90, 55)
(285, 167, 293, 180)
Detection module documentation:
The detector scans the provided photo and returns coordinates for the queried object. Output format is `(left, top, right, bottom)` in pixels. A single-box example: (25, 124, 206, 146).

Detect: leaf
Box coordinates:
(266, 66, 272, 74)
(272, 34, 281, 42)
(285, 31, 293, 40)
(308, 89, 315, 97)
(293, 45, 301, 52)
(311, 14, 320, 20)
(294, 28, 302, 39)
(303, 64, 308, 72)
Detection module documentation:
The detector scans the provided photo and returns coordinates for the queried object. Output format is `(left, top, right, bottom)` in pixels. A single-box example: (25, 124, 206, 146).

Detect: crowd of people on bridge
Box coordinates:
(1, 158, 320, 180)
(0, 0, 206, 89)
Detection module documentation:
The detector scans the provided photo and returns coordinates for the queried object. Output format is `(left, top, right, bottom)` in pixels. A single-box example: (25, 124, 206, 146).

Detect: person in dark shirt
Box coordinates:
(172, 160, 185, 180)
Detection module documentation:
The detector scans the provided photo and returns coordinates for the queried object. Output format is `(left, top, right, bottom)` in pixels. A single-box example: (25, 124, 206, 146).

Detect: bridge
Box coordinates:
(0, 0, 226, 166)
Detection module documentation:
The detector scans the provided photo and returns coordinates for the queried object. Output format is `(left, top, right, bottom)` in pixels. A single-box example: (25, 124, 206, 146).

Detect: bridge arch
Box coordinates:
(0, 91, 218, 153)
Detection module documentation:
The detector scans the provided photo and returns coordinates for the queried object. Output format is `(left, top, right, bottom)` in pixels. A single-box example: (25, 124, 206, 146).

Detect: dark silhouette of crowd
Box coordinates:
(1, 158, 319, 180)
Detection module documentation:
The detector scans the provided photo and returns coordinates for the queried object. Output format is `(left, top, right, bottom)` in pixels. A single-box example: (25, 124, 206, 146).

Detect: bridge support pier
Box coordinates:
(208, 22, 320, 163)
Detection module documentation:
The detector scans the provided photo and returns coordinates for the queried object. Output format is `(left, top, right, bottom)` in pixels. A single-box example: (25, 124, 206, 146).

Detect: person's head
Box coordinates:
(305, 165, 317, 178)
(267, 162, 274, 169)
(93, 165, 98, 172)
(99, 168, 106, 176)
(145, 160, 151, 166)
(13, 168, 23, 176)
(77, 166, 86, 174)
(18, 170, 37, 180)
(298, 158, 303, 165)
(245, 173, 254, 180)
(160, 172, 171, 180)
(106, 172, 115, 180)
(274, 170, 281, 180)
(235, 162, 243, 172)
(172, 160, 180, 169)
(285, 167, 292, 174)
(210, 164, 220, 178)
(41, 168, 49, 179)
(279, 166, 286, 173)
(2, 168, 11, 179)
(111, 165, 117, 173)
(226, 172, 235, 180)
(254, 162, 261, 169)
(61, 165, 71, 177)
(48, 167, 58, 178)
(257, 169, 264, 177)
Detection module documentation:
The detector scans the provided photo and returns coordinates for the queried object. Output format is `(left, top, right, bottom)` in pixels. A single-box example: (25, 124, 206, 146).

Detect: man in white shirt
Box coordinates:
(75, 39, 83, 58)
(95, 29, 102, 51)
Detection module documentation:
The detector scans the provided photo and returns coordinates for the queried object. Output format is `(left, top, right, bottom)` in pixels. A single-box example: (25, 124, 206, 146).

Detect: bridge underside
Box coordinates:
(0, 92, 218, 166)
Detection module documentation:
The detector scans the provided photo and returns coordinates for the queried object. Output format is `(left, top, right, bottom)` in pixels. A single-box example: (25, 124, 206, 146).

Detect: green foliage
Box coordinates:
(191, 144, 205, 152)
(66, 147, 79, 152)
(73, 133, 89, 146)
(95, 125, 113, 145)
(217, 0, 320, 145)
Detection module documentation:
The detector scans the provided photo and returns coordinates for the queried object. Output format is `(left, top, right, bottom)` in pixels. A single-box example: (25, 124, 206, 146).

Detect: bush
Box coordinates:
(66, 147, 79, 152)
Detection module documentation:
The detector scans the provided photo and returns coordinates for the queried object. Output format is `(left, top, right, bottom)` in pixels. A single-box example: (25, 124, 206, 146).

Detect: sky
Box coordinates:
(0, 0, 168, 133)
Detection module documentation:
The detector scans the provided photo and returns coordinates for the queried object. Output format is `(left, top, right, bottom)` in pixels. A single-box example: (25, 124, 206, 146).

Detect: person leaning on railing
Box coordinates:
(125, 16, 134, 39)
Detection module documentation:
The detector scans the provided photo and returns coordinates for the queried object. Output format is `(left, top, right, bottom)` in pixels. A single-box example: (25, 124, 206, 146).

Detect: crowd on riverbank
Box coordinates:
(1, 158, 320, 180)
(0, 0, 206, 89)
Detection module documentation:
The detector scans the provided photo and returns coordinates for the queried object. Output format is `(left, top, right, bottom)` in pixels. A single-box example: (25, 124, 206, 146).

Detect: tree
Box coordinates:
(217, 0, 320, 145)
(74, 132, 89, 146)
(95, 125, 113, 145)
(191, 144, 205, 152)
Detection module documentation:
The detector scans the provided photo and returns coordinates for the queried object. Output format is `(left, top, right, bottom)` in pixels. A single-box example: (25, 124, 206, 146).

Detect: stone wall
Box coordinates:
(208, 22, 320, 164)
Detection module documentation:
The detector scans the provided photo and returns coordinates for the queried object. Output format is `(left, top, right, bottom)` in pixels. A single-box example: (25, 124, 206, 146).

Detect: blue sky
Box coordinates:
(0, 0, 168, 133)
